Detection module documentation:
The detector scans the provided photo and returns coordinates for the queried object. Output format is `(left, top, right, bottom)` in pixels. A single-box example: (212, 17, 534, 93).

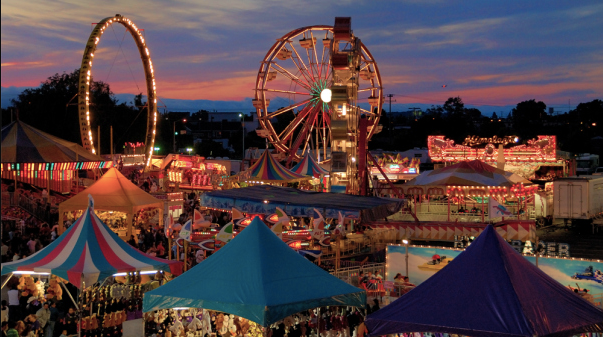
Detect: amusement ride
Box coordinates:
(253, 18, 384, 194)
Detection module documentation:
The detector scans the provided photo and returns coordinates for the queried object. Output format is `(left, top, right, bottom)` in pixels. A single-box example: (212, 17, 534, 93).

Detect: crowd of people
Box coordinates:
(3, 279, 79, 337)
(143, 306, 370, 337)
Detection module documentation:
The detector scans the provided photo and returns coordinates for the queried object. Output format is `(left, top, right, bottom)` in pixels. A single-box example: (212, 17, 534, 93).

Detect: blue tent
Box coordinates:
(143, 217, 365, 326)
(365, 225, 603, 337)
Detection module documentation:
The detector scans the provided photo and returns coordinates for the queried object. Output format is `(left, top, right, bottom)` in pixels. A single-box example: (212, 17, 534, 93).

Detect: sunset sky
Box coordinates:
(2, 0, 602, 113)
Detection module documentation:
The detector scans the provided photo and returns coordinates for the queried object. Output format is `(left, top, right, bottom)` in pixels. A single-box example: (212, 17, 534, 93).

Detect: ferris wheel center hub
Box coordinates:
(320, 89, 332, 103)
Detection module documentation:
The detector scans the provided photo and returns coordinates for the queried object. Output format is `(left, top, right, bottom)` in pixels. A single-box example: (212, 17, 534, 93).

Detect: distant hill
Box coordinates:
(2, 86, 513, 116)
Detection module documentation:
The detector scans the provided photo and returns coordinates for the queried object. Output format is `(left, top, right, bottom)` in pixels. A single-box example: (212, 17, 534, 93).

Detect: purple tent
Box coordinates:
(365, 225, 603, 337)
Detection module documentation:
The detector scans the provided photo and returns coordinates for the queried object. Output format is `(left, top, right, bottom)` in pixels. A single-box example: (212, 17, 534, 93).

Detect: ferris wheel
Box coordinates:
(253, 21, 383, 165)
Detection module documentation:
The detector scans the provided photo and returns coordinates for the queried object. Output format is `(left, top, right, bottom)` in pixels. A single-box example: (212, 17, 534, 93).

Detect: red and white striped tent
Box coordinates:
(1, 195, 182, 288)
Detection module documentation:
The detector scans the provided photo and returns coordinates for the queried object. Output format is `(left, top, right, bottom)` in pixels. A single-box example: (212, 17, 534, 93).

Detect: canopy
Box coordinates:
(2, 196, 182, 288)
(245, 151, 309, 183)
(143, 217, 365, 326)
(291, 152, 329, 178)
(1, 120, 104, 164)
(58, 167, 164, 236)
(365, 225, 603, 337)
(404, 160, 530, 188)
(201, 185, 404, 220)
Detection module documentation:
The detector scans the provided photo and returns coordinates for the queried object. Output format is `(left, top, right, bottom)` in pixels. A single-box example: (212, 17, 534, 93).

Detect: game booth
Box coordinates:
(142, 217, 366, 337)
(1, 196, 182, 337)
(58, 167, 165, 239)
(1, 120, 112, 194)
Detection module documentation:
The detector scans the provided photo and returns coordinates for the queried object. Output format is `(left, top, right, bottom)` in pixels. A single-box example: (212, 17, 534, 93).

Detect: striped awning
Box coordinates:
(291, 152, 329, 178)
(1, 196, 181, 288)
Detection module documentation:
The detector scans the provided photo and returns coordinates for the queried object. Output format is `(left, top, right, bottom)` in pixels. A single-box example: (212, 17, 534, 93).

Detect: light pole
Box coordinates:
(403, 239, 409, 277)
(173, 118, 187, 153)
(239, 113, 245, 160)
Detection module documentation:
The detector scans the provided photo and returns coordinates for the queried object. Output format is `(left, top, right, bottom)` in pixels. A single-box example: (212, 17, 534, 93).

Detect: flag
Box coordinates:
(193, 209, 211, 229)
(179, 219, 192, 241)
(216, 223, 234, 243)
(312, 209, 325, 240)
(164, 214, 174, 238)
(489, 197, 513, 220)
(275, 207, 289, 225)
(333, 211, 346, 237)
(271, 222, 283, 239)
(232, 207, 244, 220)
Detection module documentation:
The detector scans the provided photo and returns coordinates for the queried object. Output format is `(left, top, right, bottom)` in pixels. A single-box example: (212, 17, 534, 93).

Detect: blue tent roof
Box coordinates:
(143, 217, 365, 326)
(365, 225, 603, 337)
(201, 185, 403, 220)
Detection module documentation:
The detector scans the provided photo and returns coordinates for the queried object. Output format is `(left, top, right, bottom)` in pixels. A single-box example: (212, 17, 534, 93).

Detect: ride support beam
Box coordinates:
(358, 116, 368, 196)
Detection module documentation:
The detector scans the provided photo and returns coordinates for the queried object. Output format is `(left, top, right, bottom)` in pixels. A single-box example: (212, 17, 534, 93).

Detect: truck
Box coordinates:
(575, 153, 599, 175)
(553, 176, 603, 230)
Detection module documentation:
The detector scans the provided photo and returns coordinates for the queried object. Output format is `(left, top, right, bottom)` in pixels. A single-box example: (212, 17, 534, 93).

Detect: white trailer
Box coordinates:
(553, 176, 603, 231)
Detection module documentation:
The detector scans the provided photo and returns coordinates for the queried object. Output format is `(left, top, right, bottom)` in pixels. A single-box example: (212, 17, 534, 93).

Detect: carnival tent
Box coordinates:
(403, 160, 530, 189)
(58, 167, 164, 236)
(143, 217, 365, 326)
(201, 185, 404, 220)
(245, 150, 309, 183)
(365, 225, 603, 337)
(1, 120, 105, 164)
(2, 196, 182, 288)
(291, 152, 329, 178)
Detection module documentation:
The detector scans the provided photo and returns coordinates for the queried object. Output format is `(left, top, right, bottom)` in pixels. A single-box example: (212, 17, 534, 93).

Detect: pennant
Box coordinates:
(312, 209, 325, 240)
(489, 197, 513, 220)
(232, 207, 244, 220)
(179, 219, 192, 241)
(216, 223, 234, 243)
(333, 211, 346, 237)
(193, 209, 211, 229)
(271, 222, 283, 239)
(275, 207, 289, 225)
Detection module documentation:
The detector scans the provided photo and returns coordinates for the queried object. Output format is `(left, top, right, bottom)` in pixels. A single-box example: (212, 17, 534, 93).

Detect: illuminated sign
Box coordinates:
(428, 135, 557, 163)
(462, 135, 518, 147)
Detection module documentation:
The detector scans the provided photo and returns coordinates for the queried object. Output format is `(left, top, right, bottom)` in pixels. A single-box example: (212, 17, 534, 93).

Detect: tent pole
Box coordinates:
(447, 196, 450, 222)
(126, 213, 134, 241)
(481, 196, 485, 223)
(78, 279, 84, 337)
(60, 281, 79, 309)
(1, 273, 13, 290)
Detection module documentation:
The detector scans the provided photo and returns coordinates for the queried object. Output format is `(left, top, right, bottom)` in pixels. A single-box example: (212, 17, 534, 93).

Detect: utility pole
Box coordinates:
(386, 94, 396, 115)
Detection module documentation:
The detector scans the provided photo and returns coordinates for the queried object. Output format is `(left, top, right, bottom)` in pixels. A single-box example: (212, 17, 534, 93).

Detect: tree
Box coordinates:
(9, 69, 146, 154)
(511, 99, 547, 139)
(443, 97, 465, 116)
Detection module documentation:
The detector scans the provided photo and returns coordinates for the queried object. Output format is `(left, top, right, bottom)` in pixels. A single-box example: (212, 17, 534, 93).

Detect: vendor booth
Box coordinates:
(391, 160, 539, 222)
(1, 120, 112, 193)
(365, 225, 603, 336)
(143, 217, 365, 326)
(2, 196, 182, 337)
(58, 167, 165, 238)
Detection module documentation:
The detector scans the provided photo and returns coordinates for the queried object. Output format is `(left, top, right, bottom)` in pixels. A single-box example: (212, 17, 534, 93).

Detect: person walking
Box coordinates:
(7, 285, 20, 323)
(36, 303, 50, 336)
(45, 302, 58, 337)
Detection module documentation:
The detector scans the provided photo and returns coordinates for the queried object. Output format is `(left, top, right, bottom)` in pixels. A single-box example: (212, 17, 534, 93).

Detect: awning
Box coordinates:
(201, 185, 404, 221)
